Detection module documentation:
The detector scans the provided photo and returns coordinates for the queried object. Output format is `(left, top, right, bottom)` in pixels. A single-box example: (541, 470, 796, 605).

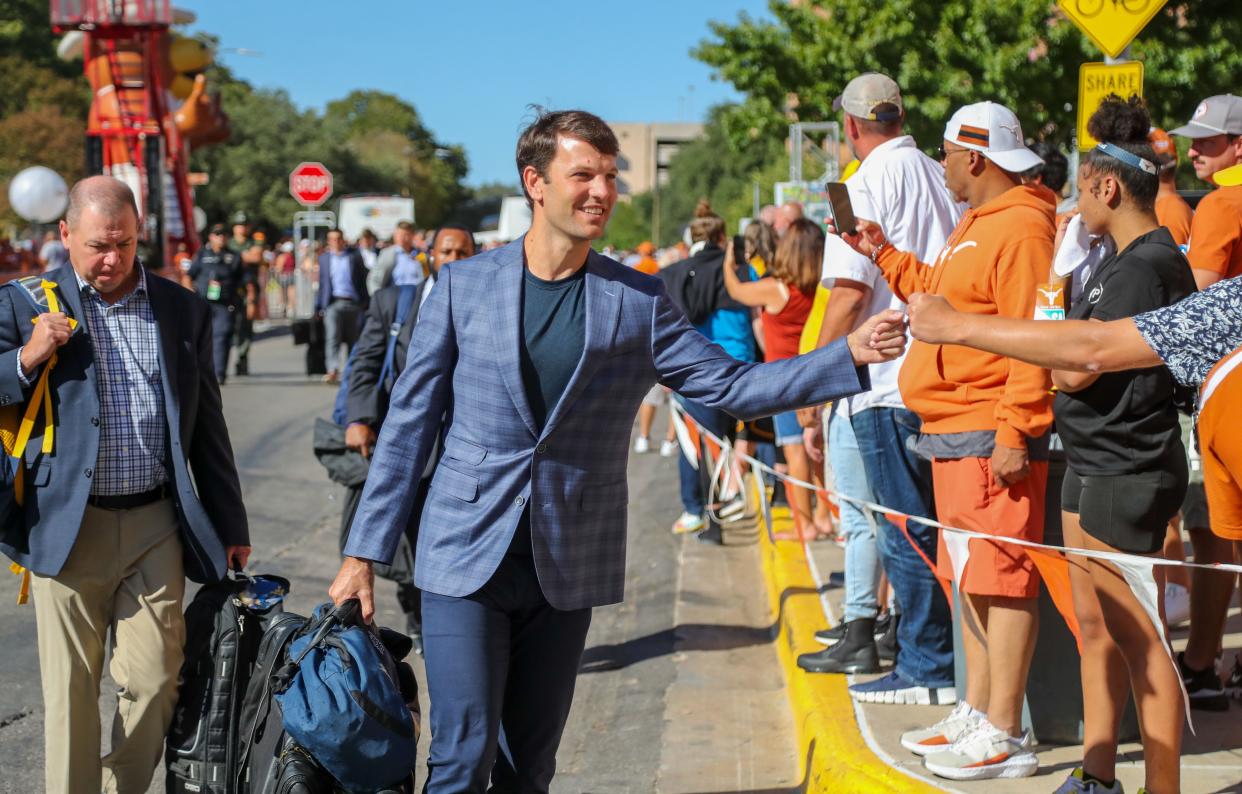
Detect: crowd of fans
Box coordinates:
(627, 72, 1242, 794)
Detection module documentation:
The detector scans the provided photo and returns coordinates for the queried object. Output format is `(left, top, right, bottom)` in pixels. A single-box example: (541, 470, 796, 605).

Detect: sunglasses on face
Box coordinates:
(937, 144, 971, 161)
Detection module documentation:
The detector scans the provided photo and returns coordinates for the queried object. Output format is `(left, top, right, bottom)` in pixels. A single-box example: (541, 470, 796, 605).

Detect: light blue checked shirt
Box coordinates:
(72, 268, 169, 495)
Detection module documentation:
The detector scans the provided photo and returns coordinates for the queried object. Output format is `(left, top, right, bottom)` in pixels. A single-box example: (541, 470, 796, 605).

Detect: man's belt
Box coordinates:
(88, 483, 172, 510)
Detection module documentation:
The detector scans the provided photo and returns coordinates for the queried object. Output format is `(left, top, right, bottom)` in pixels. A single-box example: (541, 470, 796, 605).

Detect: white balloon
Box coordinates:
(8, 166, 69, 223)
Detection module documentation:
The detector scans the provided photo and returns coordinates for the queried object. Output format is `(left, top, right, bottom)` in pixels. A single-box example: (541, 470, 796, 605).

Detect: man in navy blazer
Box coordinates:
(330, 111, 906, 793)
(0, 177, 250, 793)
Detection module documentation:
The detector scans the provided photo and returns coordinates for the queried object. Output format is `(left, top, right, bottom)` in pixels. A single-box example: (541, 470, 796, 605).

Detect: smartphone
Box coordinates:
(825, 182, 857, 236)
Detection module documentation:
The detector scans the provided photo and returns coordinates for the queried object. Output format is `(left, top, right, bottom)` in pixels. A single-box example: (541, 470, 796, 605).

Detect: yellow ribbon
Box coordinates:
(7, 280, 72, 605)
(9, 563, 30, 605)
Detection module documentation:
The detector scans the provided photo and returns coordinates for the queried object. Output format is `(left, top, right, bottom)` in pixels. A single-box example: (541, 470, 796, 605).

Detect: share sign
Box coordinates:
(289, 162, 333, 207)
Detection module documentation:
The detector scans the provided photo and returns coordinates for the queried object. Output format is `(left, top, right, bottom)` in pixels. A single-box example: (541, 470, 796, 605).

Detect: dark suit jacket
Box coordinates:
(0, 266, 249, 583)
(345, 281, 430, 429)
(316, 248, 370, 311)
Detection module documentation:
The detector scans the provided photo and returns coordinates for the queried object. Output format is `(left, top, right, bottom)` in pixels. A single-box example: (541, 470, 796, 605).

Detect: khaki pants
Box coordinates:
(31, 499, 186, 794)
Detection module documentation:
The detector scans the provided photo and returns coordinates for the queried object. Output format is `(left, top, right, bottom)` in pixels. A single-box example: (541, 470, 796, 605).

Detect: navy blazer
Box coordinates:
(345, 281, 429, 428)
(344, 239, 870, 610)
(0, 266, 249, 583)
(316, 248, 370, 311)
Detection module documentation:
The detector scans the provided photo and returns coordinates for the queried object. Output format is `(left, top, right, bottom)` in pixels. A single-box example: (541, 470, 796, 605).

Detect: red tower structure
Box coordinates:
(51, 0, 201, 268)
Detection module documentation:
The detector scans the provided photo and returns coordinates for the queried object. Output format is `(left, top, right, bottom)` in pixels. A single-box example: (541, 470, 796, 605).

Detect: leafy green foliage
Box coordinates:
(696, 1, 1242, 153)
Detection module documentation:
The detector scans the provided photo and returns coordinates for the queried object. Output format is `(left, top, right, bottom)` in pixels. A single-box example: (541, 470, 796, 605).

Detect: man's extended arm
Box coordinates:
(651, 281, 903, 420)
(907, 292, 1161, 373)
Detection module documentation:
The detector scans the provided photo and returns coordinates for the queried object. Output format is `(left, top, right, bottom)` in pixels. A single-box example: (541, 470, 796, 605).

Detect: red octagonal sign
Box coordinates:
(289, 162, 333, 207)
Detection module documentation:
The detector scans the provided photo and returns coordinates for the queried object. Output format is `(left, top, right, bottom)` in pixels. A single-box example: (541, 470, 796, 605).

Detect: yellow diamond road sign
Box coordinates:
(1078, 61, 1144, 149)
(1058, 0, 1169, 58)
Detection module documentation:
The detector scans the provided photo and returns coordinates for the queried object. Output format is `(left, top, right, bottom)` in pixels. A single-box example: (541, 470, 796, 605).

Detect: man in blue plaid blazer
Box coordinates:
(330, 111, 906, 793)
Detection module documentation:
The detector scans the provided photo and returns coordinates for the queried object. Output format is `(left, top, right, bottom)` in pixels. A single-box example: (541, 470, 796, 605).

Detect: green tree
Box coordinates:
(695, 0, 1242, 164)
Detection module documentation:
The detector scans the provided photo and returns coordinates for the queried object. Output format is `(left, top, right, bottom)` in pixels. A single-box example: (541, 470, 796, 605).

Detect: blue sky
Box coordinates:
(180, 1, 772, 186)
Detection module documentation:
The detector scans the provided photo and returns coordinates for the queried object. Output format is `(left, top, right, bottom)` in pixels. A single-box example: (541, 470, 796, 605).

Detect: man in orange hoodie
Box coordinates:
(846, 101, 1055, 781)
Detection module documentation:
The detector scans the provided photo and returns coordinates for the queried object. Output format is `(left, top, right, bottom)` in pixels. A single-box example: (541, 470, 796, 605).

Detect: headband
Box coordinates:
(1094, 142, 1159, 177)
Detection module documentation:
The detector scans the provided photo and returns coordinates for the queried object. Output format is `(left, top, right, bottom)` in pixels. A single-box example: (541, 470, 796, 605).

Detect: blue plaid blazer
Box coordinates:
(344, 239, 870, 609)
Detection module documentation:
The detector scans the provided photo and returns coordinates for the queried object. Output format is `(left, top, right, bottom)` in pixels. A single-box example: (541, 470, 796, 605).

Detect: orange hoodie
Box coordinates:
(876, 183, 1055, 449)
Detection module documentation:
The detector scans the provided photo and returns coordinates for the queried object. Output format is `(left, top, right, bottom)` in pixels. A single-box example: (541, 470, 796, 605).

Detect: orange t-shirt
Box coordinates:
(1155, 192, 1194, 249)
(1187, 184, 1242, 279)
(1198, 345, 1242, 540)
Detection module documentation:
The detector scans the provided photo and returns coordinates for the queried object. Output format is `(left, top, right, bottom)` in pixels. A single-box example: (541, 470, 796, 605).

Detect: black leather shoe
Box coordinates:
(797, 618, 880, 673)
(695, 525, 723, 545)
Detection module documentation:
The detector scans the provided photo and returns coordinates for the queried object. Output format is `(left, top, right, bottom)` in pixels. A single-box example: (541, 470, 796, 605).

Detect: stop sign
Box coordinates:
(289, 162, 333, 207)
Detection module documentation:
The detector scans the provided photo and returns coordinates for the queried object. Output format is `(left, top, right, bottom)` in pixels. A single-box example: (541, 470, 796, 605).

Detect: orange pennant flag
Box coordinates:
(1026, 547, 1082, 652)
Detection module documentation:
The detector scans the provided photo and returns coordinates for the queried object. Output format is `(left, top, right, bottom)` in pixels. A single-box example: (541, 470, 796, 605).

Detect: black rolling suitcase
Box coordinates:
(165, 573, 289, 794)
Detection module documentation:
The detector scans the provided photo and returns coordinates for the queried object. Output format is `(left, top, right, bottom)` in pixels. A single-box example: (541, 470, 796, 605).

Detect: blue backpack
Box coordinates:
(273, 600, 418, 792)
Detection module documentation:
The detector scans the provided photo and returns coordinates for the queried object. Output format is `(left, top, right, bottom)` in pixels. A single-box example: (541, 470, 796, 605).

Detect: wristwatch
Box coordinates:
(869, 240, 888, 264)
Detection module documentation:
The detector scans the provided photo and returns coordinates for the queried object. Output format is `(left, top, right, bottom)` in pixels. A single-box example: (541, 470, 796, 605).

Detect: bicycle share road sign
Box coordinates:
(1057, 0, 1169, 59)
(1077, 61, 1144, 149)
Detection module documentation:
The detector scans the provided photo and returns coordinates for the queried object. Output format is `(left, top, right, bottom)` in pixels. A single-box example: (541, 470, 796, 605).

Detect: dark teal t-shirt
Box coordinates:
(510, 264, 587, 555)
(518, 266, 587, 430)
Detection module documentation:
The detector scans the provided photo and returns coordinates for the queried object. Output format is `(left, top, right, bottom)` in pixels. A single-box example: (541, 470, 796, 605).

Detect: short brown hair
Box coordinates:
(516, 108, 618, 208)
(768, 218, 824, 295)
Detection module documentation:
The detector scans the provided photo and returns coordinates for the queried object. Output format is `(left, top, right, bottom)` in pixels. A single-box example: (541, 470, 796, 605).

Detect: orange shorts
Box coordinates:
(933, 457, 1048, 599)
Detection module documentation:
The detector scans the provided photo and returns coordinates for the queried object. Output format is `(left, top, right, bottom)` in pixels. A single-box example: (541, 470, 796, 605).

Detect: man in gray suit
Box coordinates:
(329, 110, 905, 793)
(0, 177, 250, 793)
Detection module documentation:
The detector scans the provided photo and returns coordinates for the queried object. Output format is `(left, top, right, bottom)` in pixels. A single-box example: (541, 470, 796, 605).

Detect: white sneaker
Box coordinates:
(659, 439, 678, 457)
(672, 512, 705, 534)
(900, 701, 982, 756)
(1165, 581, 1190, 627)
(634, 436, 650, 454)
(922, 719, 1037, 780)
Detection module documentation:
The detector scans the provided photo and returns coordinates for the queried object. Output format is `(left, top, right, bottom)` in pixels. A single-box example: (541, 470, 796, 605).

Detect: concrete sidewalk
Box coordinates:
(764, 497, 1242, 793)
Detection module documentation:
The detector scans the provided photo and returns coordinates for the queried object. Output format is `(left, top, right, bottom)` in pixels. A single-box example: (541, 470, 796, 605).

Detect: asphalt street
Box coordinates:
(0, 322, 796, 793)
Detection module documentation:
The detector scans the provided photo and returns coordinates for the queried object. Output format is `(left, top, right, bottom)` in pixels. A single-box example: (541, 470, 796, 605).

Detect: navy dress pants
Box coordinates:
(421, 552, 593, 793)
(208, 302, 234, 380)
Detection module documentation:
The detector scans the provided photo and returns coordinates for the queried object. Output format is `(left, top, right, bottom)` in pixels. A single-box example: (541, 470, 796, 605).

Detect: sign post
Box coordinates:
(1076, 61, 1144, 150)
(289, 162, 333, 207)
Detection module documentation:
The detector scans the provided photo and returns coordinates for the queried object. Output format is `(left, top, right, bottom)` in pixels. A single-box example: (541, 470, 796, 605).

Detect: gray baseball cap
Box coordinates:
(833, 73, 903, 122)
(1170, 95, 1242, 138)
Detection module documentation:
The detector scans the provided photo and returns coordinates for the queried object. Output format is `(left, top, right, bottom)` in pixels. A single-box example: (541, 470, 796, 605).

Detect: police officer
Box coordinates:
(189, 223, 244, 383)
(227, 212, 261, 376)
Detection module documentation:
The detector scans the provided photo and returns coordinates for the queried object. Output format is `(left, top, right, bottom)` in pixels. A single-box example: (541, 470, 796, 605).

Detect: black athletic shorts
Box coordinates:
(1061, 456, 1188, 554)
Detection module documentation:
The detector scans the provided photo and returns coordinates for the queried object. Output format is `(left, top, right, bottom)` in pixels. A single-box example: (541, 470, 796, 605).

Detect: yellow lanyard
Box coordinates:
(8, 280, 77, 605)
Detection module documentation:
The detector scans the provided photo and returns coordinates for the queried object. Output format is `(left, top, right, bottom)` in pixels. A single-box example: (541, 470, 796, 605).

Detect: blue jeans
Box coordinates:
(675, 396, 733, 515)
(829, 411, 881, 622)
(851, 406, 954, 687)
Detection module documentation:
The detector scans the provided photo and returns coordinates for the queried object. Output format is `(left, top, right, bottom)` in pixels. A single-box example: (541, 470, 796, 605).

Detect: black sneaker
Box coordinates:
(1226, 654, 1242, 700)
(813, 623, 846, 646)
(1178, 651, 1228, 711)
(876, 612, 899, 662)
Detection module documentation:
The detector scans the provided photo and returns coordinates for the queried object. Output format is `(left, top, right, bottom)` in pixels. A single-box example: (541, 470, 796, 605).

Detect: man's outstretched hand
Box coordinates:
(329, 556, 376, 622)
(906, 293, 961, 345)
(846, 309, 907, 365)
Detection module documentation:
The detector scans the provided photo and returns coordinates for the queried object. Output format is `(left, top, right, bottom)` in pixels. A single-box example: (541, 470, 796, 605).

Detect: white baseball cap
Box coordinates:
(943, 101, 1043, 174)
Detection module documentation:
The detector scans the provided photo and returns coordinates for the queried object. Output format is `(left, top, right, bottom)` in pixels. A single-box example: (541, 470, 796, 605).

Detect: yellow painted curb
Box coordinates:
(755, 497, 940, 793)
